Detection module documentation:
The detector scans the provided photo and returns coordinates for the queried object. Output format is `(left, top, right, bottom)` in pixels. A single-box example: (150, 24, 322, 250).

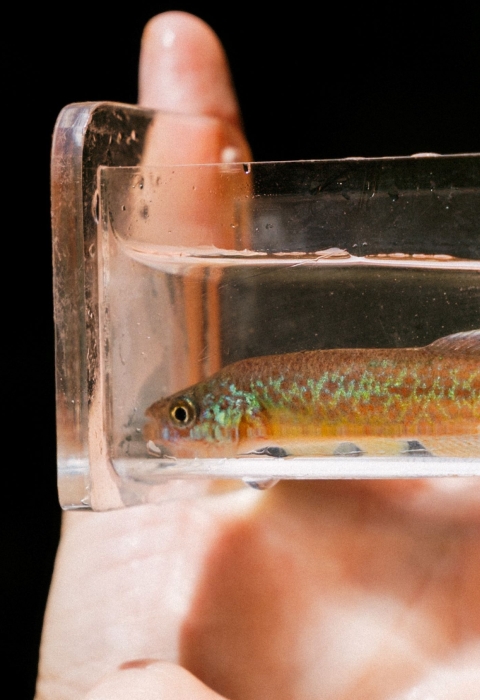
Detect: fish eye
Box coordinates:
(169, 397, 196, 428)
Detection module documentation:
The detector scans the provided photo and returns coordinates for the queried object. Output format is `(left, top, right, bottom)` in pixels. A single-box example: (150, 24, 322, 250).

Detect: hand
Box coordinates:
(36, 12, 480, 700)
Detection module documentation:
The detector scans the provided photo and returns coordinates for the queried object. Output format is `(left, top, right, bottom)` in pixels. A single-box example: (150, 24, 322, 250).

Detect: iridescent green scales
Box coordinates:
(187, 357, 479, 442)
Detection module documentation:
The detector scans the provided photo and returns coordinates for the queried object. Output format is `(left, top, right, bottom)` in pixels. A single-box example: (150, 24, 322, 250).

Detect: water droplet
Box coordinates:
(92, 190, 100, 223)
(243, 163, 251, 174)
(410, 152, 440, 158)
(388, 191, 399, 202)
(121, 205, 126, 211)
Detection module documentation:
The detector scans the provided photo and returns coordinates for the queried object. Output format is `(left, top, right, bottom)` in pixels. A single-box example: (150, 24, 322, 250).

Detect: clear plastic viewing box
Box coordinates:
(52, 102, 480, 510)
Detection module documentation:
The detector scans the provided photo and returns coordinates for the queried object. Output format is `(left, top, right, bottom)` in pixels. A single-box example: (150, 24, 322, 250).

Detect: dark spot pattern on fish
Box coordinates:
(248, 446, 289, 458)
(403, 440, 432, 457)
(333, 442, 364, 457)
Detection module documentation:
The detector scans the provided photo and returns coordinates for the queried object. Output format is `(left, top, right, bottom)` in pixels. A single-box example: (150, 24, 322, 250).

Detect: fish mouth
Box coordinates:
(146, 440, 176, 460)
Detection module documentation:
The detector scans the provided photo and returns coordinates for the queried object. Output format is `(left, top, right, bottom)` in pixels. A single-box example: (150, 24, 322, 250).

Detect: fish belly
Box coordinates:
(239, 434, 479, 458)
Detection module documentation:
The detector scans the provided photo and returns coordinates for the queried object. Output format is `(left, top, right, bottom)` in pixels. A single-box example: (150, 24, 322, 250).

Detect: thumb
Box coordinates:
(135, 11, 252, 251)
(83, 661, 229, 700)
(138, 11, 251, 164)
(139, 11, 242, 129)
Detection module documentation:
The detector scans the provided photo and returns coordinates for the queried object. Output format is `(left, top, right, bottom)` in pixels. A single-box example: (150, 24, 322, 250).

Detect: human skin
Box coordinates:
(36, 12, 480, 700)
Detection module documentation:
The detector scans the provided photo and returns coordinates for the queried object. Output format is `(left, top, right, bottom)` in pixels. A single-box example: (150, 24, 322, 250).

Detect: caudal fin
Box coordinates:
(427, 330, 480, 356)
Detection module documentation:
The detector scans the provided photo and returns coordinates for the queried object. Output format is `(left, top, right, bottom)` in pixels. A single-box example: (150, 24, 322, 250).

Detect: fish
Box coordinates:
(144, 331, 480, 459)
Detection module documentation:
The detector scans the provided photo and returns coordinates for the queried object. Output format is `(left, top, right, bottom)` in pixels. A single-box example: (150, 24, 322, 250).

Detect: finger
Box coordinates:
(135, 10, 253, 371)
(137, 10, 251, 239)
(139, 12, 242, 129)
(271, 477, 480, 525)
(138, 11, 250, 165)
(137, 12, 253, 411)
(83, 661, 229, 700)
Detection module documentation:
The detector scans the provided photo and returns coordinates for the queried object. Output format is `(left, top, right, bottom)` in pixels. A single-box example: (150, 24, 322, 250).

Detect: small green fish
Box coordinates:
(144, 331, 480, 459)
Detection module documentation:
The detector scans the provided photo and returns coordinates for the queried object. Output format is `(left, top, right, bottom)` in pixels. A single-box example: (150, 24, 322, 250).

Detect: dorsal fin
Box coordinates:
(426, 330, 480, 355)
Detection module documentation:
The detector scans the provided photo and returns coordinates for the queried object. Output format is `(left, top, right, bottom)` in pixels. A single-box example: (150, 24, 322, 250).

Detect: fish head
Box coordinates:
(143, 381, 253, 458)
(144, 389, 203, 458)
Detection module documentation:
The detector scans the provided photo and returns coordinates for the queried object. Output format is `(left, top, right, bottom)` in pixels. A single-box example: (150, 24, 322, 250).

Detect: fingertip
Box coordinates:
(139, 11, 242, 128)
(83, 661, 229, 700)
(142, 12, 218, 50)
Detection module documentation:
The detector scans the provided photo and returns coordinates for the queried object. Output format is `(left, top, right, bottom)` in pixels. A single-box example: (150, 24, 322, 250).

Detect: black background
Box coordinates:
(10, 3, 480, 696)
